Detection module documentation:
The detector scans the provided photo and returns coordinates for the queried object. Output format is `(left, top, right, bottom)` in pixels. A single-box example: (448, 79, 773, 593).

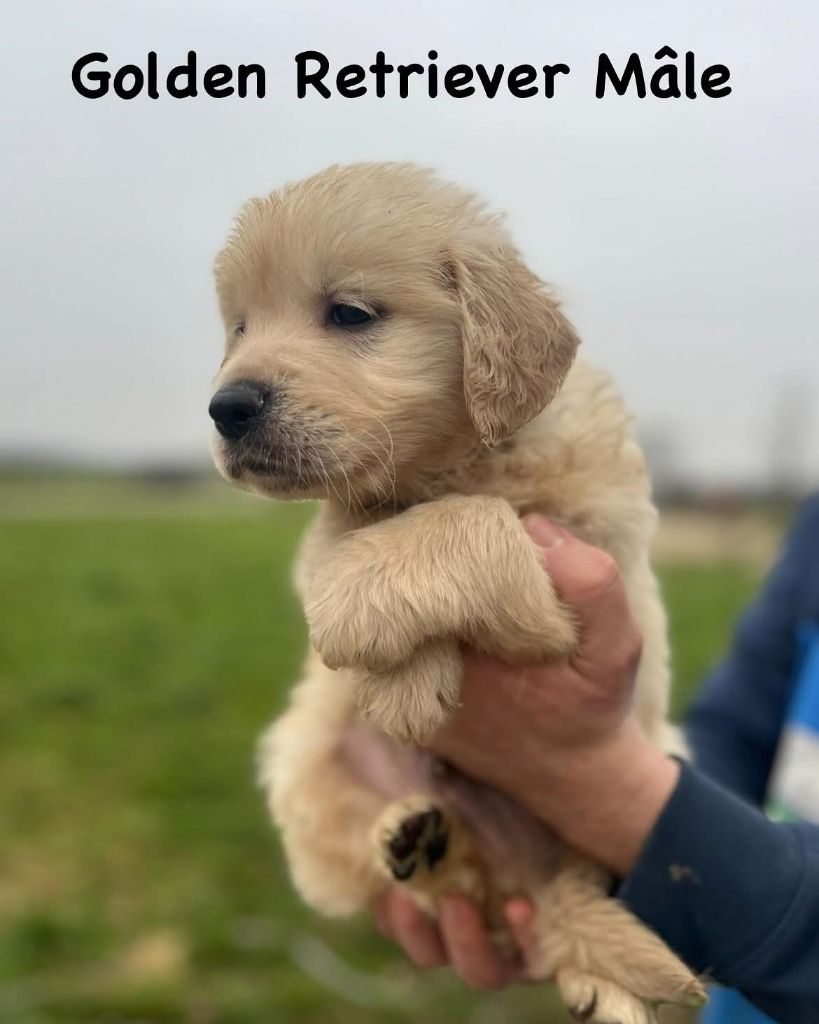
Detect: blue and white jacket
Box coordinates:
(619, 496, 819, 1023)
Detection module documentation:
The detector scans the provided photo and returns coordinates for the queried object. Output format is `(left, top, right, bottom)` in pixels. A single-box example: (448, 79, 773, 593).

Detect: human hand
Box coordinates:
(372, 887, 536, 990)
(373, 515, 679, 984)
(431, 514, 679, 876)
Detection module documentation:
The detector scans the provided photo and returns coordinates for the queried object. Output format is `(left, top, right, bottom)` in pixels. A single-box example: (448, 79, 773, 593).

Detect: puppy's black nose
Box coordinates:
(209, 381, 269, 440)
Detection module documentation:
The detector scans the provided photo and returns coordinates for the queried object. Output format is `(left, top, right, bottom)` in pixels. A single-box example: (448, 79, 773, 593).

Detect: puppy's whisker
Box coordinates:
(313, 449, 351, 511)
(366, 426, 398, 509)
(310, 448, 333, 501)
(323, 448, 352, 512)
(308, 446, 331, 498)
(335, 423, 398, 509)
(356, 428, 395, 483)
(366, 417, 398, 507)
(333, 437, 391, 511)
(362, 452, 397, 510)
(340, 435, 386, 489)
(330, 447, 364, 515)
(367, 415, 396, 468)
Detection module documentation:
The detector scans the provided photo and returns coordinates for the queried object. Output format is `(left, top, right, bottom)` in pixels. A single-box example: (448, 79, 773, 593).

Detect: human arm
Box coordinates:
(376, 515, 819, 1020)
(686, 498, 819, 803)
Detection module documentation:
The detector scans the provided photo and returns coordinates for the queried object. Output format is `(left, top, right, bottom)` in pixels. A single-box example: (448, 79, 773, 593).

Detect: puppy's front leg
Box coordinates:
(308, 495, 575, 672)
(356, 639, 464, 743)
(306, 496, 576, 741)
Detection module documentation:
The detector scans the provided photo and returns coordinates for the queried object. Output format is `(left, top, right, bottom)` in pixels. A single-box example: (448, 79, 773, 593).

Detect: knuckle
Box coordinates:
(394, 897, 423, 932)
(404, 915, 433, 945)
(462, 964, 506, 991)
(592, 549, 619, 588)
(620, 623, 643, 669)
(372, 897, 392, 940)
(569, 548, 621, 599)
(412, 946, 447, 969)
(397, 909, 444, 966)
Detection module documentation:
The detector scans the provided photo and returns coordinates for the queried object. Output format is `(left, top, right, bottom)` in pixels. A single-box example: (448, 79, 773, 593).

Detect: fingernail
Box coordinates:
(504, 899, 534, 929)
(522, 514, 566, 549)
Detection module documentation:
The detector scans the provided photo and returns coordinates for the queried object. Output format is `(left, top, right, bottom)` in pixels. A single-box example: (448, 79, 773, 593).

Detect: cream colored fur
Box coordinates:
(211, 163, 706, 1023)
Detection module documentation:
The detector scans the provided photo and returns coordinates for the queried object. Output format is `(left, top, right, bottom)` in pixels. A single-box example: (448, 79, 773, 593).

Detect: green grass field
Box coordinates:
(0, 480, 766, 1023)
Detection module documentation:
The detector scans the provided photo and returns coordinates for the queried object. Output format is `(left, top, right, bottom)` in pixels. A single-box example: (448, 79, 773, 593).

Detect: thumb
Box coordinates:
(522, 515, 641, 676)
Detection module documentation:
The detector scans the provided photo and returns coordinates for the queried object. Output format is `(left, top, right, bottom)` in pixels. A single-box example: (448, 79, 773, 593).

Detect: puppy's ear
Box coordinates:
(447, 244, 579, 447)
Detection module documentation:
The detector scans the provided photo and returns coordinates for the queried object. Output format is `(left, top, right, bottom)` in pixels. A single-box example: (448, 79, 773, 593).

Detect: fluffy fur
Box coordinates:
(210, 163, 706, 1023)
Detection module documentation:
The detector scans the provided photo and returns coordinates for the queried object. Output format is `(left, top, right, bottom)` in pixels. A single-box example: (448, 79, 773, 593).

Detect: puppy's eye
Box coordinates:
(234, 319, 246, 337)
(329, 303, 375, 328)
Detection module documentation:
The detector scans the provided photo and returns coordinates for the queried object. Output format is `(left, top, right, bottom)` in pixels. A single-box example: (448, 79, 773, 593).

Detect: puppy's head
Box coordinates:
(210, 163, 578, 505)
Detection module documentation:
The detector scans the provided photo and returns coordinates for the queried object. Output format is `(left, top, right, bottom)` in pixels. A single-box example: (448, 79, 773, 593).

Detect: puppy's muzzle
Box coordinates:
(209, 380, 271, 441)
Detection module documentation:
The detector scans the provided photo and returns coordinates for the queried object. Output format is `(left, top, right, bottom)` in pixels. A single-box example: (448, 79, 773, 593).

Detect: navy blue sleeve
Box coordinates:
(686, 498, 819, 804)
(618, 497, 819, 1019)
(619, 762, 819, 1022)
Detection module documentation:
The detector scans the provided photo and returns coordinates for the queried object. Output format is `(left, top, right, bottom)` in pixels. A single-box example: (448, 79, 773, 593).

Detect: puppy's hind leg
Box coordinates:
(259, 658, 388, 916)
(529, 858, 706, 1024)
(371, 794, 489, 914)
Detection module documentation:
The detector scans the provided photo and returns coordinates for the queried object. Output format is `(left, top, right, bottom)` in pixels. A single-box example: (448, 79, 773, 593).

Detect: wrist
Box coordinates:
(528, 720, 680, 877)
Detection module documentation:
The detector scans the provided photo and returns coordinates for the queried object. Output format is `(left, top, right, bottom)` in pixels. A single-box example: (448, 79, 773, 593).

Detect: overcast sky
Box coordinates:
(2, 0, 818, 487)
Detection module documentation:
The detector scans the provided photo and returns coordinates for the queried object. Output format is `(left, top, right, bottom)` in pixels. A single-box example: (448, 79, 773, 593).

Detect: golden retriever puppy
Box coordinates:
(209, 163, 706, 1024)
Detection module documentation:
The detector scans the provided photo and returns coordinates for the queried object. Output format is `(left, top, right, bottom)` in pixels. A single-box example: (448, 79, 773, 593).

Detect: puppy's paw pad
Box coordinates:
(376, 802, 450, 883)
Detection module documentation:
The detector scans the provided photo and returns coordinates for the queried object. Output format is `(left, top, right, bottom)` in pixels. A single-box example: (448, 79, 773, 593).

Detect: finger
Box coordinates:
(430, 651, 518, 760)
(521, 515, 571, 552)
(439, 895, 518, 990)
(523, 515, 641, 676)
(504, 898, 536, 954)
(372, 892, 393, 940)
(387, 889, 448, 968)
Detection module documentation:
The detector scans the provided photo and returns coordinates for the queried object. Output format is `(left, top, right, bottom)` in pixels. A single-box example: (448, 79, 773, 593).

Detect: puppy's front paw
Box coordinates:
(356, 640, 462, 744)
(480, 582, 577, 665)
(306, 564, 421, 672)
